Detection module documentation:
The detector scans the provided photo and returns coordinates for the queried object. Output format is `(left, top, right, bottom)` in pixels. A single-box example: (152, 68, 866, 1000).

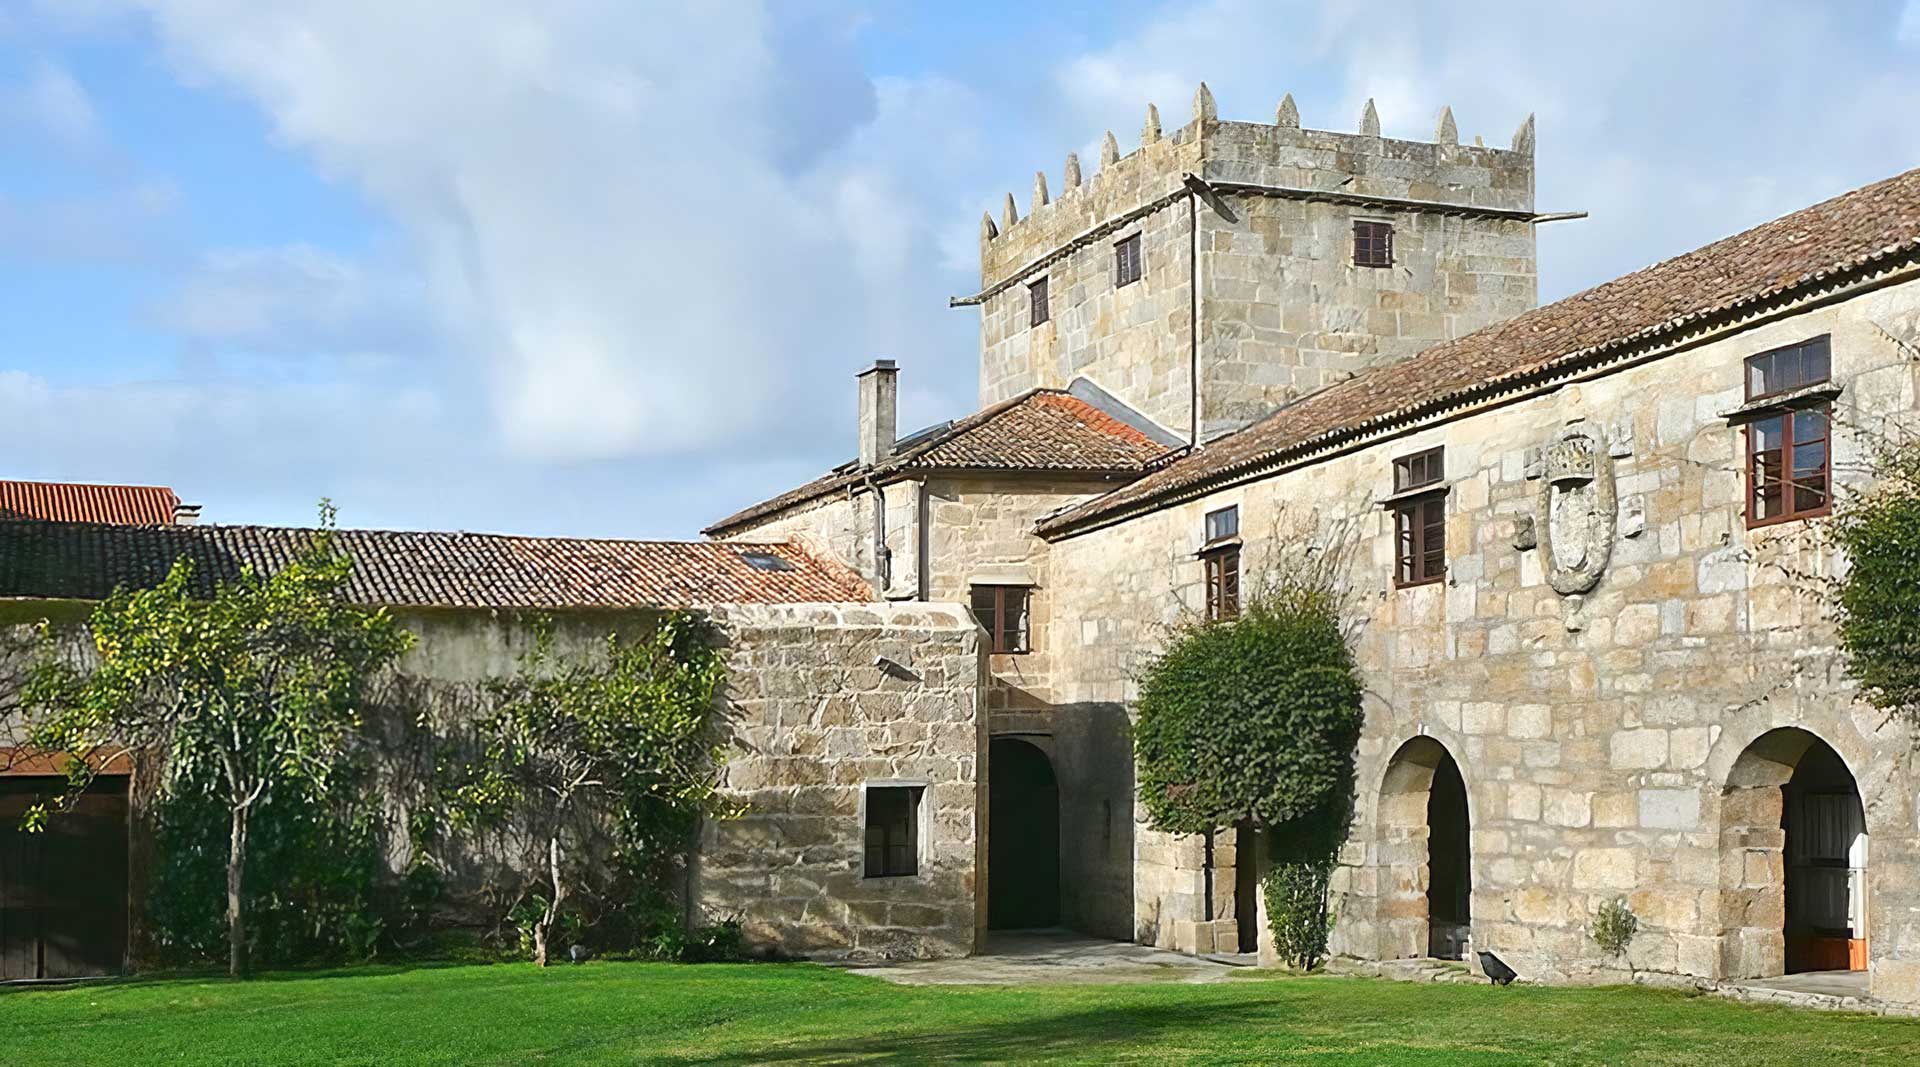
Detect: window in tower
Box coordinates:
(1354, 220, 1394, 268)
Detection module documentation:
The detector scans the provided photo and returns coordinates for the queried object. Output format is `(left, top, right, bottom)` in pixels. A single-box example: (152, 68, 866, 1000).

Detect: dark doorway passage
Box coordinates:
(1, 775, 129, 980)
(1426, 752, 1471, 960)
(1783, 740, 1867, 973)
(988, 737, 1059, 929)
(1233, 823, 1260, 953)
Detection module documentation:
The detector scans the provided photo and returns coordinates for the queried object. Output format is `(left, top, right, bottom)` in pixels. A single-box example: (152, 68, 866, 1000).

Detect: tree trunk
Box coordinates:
(227, 804, 250, 978)
(535, 834, 566, 967)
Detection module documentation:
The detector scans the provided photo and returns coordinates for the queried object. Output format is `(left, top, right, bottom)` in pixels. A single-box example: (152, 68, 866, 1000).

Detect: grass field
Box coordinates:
(4, 960, 1919, 1066)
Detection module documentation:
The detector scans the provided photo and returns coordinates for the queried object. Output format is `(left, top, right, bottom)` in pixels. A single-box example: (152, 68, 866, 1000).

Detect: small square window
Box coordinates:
(1745, 335, 1831, 400)
(864, 785, 922, 878)
(1204, 505, 1239, 544)
(1115, 234, 1144, 287)
(1354, 220, 1394, 268)
(1028, 276, 1050, 328)
(969, 584, 1031, 654)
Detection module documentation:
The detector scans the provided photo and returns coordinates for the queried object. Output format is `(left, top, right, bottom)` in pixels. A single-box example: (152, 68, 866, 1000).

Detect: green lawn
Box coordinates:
(4, 961, 1917, 1066)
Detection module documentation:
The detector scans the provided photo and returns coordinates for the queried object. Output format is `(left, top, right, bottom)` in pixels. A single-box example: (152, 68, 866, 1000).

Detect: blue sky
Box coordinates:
(3, 1, 1918, 538)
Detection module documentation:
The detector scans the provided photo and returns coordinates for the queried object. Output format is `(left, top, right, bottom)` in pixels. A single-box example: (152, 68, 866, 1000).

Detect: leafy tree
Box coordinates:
(18, 510, 415, 977)
(1133, 535, 1364, 971)
(444, 612, 729, 966)
(1133, 582, 1363, 835)
(1834, 439, 1920, 722)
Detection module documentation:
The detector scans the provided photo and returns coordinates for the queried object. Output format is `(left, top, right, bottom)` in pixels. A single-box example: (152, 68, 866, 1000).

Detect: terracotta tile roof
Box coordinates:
(0, 480, 183, 525)
(705, 388, 1174, 534)
(1038, 165, 1920, 538)
(0, 522, 870, 608)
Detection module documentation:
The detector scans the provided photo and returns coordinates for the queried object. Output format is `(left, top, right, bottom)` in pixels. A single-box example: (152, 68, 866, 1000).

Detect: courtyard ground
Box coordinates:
(5, 959, 1920, 1066)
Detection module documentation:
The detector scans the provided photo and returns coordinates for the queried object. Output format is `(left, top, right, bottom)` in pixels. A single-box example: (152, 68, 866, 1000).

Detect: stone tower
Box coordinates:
(960, 87, 1540, 441)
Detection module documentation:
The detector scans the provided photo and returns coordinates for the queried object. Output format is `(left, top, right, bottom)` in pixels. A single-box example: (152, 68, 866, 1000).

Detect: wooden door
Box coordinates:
(0, 776, 129, 980)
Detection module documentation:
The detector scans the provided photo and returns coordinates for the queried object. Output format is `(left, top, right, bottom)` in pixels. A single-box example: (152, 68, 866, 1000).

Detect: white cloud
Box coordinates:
(117, 1, 917, 462)
(16, 2, 1920, 538)
(158, 244, 433, 359)
(0, 60, 102, 153)
(1043, 0, 1920, 301)
(0, 180, 176, 264)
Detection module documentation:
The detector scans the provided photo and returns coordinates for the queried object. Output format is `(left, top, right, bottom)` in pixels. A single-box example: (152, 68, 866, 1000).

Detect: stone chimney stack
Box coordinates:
(857, 359, 898, 468)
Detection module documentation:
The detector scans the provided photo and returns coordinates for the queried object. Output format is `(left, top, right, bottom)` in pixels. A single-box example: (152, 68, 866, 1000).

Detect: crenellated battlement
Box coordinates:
(978, 83, 1536, 289)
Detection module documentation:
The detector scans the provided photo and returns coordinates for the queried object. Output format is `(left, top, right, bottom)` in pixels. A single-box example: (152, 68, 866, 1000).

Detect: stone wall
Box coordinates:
(694, 602, 986, 960)
(717, 475, 1140, 940)
(976, 110, 1536, 440)
(3, 599, 989, 965)
(1043, 272, 1920, 1002)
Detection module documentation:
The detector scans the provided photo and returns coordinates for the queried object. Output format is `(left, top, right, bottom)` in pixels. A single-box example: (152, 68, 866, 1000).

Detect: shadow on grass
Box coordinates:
(649, 996, 1293, 1066)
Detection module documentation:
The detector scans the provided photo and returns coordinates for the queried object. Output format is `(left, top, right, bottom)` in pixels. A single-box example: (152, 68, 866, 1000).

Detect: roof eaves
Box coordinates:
(1038, 236, 1920, 540)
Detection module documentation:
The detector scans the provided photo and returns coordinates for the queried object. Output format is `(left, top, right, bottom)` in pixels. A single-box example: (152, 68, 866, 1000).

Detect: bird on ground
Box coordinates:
(1477, 950, 1518, 986)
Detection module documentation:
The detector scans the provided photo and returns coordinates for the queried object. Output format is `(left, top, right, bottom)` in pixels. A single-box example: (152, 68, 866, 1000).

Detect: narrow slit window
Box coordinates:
(1028, 275, 1050, 328)
(864, 785, 922, 878)
(1354, 220, 1394, 268)
(1115, 233, 1143, 287)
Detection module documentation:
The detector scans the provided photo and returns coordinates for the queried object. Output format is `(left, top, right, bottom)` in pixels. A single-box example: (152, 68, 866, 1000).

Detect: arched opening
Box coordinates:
(988, 737, 1060, 929)
(1378, 736, 1472, 960)
(1721, 727, 1868, 978)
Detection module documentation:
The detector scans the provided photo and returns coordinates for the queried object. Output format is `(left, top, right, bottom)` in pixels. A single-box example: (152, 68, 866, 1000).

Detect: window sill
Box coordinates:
(1721, 382, 1842, 423)
(1194, 536, 1242, 558)
(862, 872, 927, 884)
(1394, 575, 1446, 590)
(1380, 484, 1448, 508)
(1747, 507, 1832, 530)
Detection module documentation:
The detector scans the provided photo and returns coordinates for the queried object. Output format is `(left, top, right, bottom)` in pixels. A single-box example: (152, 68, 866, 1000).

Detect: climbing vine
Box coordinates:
(438, 612, 736, 965)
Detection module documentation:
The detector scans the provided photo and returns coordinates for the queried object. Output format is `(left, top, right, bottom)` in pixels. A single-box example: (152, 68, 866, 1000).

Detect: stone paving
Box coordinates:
(845, 929, 1249, 986)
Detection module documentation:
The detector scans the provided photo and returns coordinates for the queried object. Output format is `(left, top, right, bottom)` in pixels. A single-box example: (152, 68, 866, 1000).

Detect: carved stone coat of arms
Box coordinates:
(1535, 423, 1616, 595)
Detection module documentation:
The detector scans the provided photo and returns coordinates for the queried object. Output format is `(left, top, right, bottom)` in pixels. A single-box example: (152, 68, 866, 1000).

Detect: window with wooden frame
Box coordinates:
(1028, 275, 1050, 327)
(1353, 220, 1394, 268)
(1114, 233, 1144, 287)
(969, 584, 1031, 654)
(1391, 447, 1446, 586)
(1201, 505, 1240, 621)
(1744, 336, 1834, 527)
(863, 785, 922, 878)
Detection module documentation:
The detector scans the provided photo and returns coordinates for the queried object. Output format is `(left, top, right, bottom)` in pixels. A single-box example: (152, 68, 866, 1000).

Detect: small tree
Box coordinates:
(1134, 584, 1363, 836)
(1133, 528, 1364, 970)
(1834, 438, 1920, 723)
(446, 612, 729, 966)
(18, 510, 414, 977)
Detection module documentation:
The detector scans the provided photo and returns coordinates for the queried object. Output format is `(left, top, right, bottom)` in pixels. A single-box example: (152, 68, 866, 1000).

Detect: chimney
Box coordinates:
(857, 360, 898, 468)
(173, 502, 203, 525)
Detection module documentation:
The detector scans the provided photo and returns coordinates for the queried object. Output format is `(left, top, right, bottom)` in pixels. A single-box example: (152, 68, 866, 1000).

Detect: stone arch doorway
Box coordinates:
(1721, 727, 1868, 977)
(1378, 735, 1472, 960)
(988, 737, 1060, 929)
